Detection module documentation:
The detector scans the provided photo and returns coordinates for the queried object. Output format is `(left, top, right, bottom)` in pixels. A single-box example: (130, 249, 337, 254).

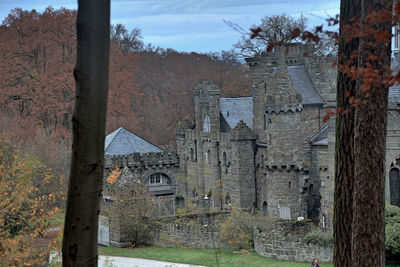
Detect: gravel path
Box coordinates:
(49, 251, 206, 267)
(99, 255, 207, 267)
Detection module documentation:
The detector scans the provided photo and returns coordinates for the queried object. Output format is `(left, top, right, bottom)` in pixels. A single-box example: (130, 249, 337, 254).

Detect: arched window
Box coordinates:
(225, 192, 231, 205)
(390, 168, 400, 206)
(146, 173, 171, 185)
(262, 201, 268, 216)
(190, 148, 194, 161)
(390, 155, 400, 207)
(203, 115, 211, 132)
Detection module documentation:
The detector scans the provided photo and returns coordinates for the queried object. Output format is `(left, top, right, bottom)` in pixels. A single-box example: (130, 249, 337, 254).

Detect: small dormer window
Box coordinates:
(203, 115, 211, 132)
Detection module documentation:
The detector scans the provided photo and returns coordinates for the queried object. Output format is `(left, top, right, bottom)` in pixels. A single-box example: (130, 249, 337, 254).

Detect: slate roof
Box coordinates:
(287, 65, 324, 106)
(313, 138, 328, 146)
(309, 124, 328, 144)
(389, 56, 400, 103)
(220, 97, 253, 131)
(105, 127, 162, 156)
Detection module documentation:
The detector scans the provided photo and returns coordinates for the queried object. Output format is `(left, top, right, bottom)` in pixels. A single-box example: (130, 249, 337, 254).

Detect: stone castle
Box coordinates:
(102, 44, 400, 236)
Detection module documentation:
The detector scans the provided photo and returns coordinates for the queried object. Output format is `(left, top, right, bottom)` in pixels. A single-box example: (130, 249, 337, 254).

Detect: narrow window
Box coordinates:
(203, 115, 211, 132)
(261, 154, 264, 168)
(263, 114, 266, 130)
(262, 201, 268, 216)
(225, 192, 231, 205)
(223, 152, 227, 166)
(194, 139, 197, 162)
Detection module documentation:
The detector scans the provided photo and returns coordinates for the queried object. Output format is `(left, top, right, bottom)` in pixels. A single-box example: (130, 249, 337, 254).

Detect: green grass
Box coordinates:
(99, 246, 333, 267)
(47, 210, 65, 228)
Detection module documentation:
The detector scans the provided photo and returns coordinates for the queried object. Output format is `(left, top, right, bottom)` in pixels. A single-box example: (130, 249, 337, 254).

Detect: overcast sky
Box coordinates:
(0, 0, 340, 53)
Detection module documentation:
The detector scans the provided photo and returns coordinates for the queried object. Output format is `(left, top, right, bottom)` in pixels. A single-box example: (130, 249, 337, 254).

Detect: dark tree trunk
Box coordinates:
(335, 0, 392, 266)
(62, 0, 110, 266)
(334, 1, 361, 265)
(351, 0, 391, 266)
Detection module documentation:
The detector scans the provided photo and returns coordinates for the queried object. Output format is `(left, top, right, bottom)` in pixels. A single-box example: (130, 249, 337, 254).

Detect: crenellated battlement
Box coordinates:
(246, 44, 315, 66)
(104, 151, 180, 169)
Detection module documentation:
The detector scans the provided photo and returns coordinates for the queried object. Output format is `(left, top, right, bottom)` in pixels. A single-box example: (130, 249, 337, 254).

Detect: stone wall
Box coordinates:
(103, 151, 186, 197)
(254, 220, 333, 263)
(152, 212, 229, 248)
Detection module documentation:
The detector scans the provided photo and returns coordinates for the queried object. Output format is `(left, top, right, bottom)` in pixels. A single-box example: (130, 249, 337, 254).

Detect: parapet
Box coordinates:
(194, 81, 220, 97)
(229, 120, 257, 141)
(104, 151, 180, 169)
(264, 163, 309, 174)
(245, 43, 315, 66)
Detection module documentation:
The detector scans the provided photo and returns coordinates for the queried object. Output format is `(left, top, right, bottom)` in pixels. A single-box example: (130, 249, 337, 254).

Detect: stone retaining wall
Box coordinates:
(152, 212, 228, 248)
(254, 220, 333, 263)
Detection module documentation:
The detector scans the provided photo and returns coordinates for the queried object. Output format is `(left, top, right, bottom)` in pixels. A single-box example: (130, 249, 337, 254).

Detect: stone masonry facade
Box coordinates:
(102, 44, 400, 247)
(174, 44, 400, 229)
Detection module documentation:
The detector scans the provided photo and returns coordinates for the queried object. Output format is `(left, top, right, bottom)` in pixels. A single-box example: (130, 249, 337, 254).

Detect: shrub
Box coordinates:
(386, 223, 400, 259)
(386, 202, 400, 225)
(303, 228, 333, 247)
(218, 209, 254, 249)
(386, 203, 400, 260)
(104, 171, 158, 247)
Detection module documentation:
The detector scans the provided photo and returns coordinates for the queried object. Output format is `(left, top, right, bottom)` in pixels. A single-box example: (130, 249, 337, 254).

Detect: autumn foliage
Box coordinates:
(0, 135, 63, 266)
(0, 7, 250, 147)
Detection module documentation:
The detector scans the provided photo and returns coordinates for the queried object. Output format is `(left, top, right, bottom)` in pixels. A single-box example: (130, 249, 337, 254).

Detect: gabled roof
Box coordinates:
(219, 97, 253, 131)
(105, 127, 162, 156)
(287, 65, 324, 106)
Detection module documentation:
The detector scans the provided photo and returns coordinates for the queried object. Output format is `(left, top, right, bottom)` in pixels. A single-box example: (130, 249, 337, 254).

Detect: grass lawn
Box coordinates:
(47, 209, 65, 228)
(99, 246, 333, 267)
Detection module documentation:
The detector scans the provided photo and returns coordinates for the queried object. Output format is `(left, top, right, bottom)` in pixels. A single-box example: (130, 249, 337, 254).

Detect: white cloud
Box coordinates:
(1, 0, 340, 52)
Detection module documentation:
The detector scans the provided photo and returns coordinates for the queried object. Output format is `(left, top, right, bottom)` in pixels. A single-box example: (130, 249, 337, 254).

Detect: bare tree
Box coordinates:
(62, 0, 110, 266)
(110, 24, 144, 53)
(232, 14, 308, 57)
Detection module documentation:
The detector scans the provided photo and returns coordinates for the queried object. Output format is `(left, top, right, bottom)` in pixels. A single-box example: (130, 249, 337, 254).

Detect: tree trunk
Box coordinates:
(351, 0, 391, 266)
(62, 0, 110, 266)
(335, 0, 392, 266)
(334, 1, 361, 265)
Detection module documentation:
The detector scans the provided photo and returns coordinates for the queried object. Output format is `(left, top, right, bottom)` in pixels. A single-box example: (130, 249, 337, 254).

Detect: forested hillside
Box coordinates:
(0, 7, 250, 146)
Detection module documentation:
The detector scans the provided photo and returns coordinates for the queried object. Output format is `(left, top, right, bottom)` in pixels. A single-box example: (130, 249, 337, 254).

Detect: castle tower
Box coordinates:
(247, 46, 312, 219)
(193, 81, 221, 206)
(229, 121, 257, 209)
